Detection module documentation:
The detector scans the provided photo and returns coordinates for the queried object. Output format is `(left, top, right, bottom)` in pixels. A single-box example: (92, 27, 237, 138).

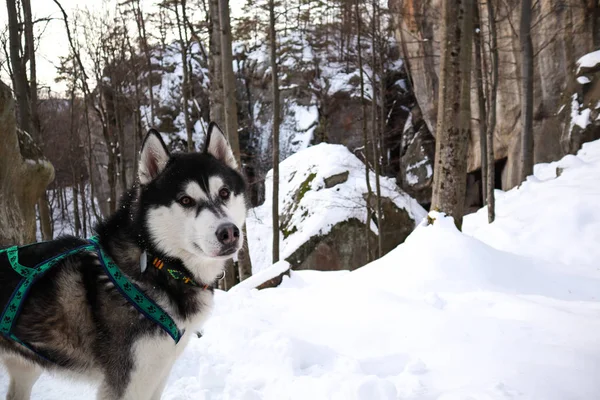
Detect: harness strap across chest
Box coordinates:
(0, 238, 185, 362)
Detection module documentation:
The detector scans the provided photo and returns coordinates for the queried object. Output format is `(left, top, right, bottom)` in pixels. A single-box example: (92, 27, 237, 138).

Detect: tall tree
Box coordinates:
(371, 0, 383, 257)
(520, 0, 534, 182)
(6, 0, 53, 240)
(219, 0, 253, 283)
(431, 0, 474, 229)
(6, 0, 31, 136)
(473, 1, 487, 205)
(173, 0, 195, 151)
(486, 0, 498, 223)
(269, 0, 281, 265)
(127, 0, 156, 126)
(356, 0, 372, 263)
(209, 0, 225, 127)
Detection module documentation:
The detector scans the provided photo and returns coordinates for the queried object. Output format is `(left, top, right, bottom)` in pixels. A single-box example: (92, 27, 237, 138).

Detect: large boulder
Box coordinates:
(389, 0, 599, 190)
(247, 143, 426, 276)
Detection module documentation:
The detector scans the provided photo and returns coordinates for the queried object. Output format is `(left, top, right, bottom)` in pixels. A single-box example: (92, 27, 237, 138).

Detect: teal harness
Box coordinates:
(0, 237, 184, 361)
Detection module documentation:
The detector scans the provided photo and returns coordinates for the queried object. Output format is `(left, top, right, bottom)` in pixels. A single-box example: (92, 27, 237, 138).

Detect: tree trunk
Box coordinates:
(174, 0, 194, 151)
(219, 0, 241, 162)
(6, 0, 32, 136)
(474, 1, 487, 205)
(269, 0, 281, 265)
(431, 0, 474, 230)
(520, 0, 534, 182)
(131, 0, 155, 125)
(486, 0, 498, 223)
(22, 0, 40, 141)
(356, 0, 372, 264)
(0, 80, 54, 245)
(209, 0, 225, 127)
(370, 0, 383, 257)
(219, 0, 252, 283)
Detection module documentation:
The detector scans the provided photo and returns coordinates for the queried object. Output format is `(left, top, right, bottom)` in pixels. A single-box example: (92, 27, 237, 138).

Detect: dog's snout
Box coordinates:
(216, 223, 240, 245)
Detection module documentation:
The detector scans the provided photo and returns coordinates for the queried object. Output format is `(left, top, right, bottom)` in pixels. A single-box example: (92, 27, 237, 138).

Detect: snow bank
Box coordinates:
(464, 139, 600, 270)
(247, 143, 426, 273)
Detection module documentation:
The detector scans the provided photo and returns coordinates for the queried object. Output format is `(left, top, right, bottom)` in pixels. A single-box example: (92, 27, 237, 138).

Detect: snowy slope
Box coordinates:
(3, 141, 600, 399)
(463, 139, 600, 271)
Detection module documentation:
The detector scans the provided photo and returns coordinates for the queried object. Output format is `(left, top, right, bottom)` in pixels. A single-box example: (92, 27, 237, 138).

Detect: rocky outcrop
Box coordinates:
(397, 104, 435, 206)
(389, 0, 599, 190)
(0, 80, 55, 245)
(247, 143, 427, 275)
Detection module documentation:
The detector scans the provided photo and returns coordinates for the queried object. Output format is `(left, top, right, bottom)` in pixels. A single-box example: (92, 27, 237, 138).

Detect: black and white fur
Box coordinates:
(0, 124, 247, 399)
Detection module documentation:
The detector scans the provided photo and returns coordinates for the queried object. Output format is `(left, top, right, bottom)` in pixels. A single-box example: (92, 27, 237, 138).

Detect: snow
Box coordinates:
(576, 49, 600, 72)
(577, 75, 591, 84)
(247, 143, 426, 273)
(463, 138, 600, 270)
(4, 140, 600, 399)
(568, 94, 592, 136)
(405, 158, 432, 185)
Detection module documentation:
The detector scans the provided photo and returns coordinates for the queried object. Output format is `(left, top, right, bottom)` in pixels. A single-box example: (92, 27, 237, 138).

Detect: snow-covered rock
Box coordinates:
(561, 49, 600, 155)
(247, 143, 426, 275)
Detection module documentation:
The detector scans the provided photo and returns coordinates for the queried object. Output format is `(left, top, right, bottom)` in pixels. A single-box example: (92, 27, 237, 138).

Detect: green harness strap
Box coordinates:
(88, 237, 182, 342)
(0, 238, 182, 360)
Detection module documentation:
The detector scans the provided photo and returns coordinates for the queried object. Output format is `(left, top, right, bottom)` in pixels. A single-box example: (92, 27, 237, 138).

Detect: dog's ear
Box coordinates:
(205, 122, 238, 170)
(138, 129, 170, 185)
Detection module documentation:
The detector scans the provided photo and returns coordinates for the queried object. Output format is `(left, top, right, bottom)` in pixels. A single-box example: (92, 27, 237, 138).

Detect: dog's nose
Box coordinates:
(216, 223, 240, 245)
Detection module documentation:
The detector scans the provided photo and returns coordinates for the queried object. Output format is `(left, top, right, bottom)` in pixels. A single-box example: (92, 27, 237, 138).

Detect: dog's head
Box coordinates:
(137, 124, 247, 268)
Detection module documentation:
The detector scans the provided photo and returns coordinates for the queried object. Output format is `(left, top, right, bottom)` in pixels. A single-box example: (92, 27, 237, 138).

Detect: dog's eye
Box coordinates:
(178, 196, 195, 207)
(219, 187, 231, 200)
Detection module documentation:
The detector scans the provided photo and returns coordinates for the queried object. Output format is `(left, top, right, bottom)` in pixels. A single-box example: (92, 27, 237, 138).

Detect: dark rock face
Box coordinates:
(324, 171, 349, 188)
(398, 105, 435, 207)
(286, 200, 416, 272)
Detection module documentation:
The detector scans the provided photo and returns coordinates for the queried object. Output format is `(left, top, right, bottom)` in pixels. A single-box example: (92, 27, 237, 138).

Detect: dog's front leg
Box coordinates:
(149, 371, 171, 400)
(3, 358, 41, 400)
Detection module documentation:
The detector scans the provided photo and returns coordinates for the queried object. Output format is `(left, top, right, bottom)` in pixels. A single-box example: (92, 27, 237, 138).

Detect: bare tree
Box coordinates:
(520, 0, 534, 182)
(431, 0, 474, 230)
(356, 0, 372, 263)
(370, 0, 383, 257)
(269, 0, 281, 265)
(209, 0, 225, 127)
(6, 0, 32, 136)
(173, 0, 195, 150)
(473, 1, 487, 205)
(126, 0, 156, 125)
(6, 0, 54, 240)
(219, 0, 253, 283)
(486, 0, 498, 223)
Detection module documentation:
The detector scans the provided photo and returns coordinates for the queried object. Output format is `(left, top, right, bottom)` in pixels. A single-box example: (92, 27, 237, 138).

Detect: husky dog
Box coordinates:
(0, 124, 247, 399)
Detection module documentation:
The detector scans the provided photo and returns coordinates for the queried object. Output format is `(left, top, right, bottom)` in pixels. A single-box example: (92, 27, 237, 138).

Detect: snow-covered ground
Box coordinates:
(3, 140, 600, 399)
